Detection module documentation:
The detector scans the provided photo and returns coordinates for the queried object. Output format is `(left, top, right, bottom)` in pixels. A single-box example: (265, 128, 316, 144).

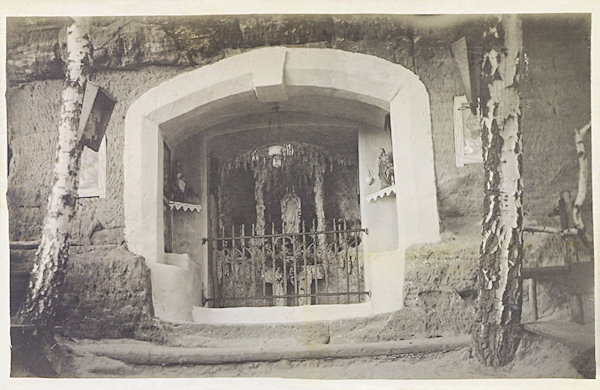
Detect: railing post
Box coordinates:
(261, 227, 267, 306)
(323, 222, 329, 304)
(281, 224, 288, 306)
(241, 224, 246, 306)
(332, 219, 340, 304)
(344, 220, 351, 303)
(251, 224, 257, 306)
(210, 229, 217, 308)
(271, 223, 281, 306)
(292, 231, 298, 306)
(301, 221, 309, 305)
(312, 219, 319, 305)
(355, 230, 362, 303)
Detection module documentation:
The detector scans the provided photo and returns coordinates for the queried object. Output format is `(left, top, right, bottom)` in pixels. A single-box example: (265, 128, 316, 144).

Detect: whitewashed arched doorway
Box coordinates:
(123, 47, 440, 323)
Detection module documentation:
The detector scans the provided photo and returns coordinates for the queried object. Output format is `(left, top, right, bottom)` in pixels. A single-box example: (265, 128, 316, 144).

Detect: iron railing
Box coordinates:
(202, 220, 369, 307)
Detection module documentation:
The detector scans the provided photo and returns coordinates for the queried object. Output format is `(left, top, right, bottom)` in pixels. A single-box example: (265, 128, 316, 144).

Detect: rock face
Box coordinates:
(11, 244, 155, 339)
(7, 66, 187, 242)
(5, 15, 593, 342)
(397, 239, 480, 338)
(55, 245, 154, 339)
(6, 15, 411, 84)
(6, 15, 591, 246)
(6, 18, 67, 84)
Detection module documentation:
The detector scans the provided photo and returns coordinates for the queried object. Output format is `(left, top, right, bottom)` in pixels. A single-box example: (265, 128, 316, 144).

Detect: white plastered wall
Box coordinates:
(123, 47, 440, 324)
(390, 79, 440, 247)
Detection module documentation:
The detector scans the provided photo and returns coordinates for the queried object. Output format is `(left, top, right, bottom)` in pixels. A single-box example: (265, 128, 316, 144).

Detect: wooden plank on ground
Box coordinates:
(522, 321, 595, 349)
(522, 266, 569, 278)
(76, 336, 472, 366)
(9, 241, 40, 250)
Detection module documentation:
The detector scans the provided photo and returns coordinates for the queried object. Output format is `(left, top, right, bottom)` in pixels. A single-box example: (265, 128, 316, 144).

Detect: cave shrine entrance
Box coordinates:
(124, 47, 440, 323)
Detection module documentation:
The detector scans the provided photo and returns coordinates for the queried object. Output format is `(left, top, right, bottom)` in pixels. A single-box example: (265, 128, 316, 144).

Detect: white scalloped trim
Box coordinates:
(367, 186, 397, 202)
(167, 200, 202, 212)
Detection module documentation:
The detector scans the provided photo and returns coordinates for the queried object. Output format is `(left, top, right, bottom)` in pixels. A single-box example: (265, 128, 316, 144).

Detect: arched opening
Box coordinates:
(124, 47, 440, 323)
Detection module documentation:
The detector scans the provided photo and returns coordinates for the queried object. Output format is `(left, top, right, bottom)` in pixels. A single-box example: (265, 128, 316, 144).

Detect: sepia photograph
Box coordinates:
(1, 1, 597, 386)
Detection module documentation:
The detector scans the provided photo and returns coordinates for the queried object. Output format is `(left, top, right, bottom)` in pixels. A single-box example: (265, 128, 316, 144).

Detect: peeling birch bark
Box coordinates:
(473, 15, 524, 367)
(16, 19, 92, 326)
(572, 122, 591, 239)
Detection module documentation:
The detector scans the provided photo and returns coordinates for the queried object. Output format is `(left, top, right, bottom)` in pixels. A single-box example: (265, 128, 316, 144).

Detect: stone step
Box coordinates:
(153, 310, 417, 347)
(150, 303, 475, 350)
(158, 321, 334, 347)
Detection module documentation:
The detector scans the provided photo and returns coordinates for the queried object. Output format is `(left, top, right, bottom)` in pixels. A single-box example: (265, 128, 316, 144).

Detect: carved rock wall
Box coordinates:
(6, 15, 592, 244)
(11, 245, 155, 339)
(7, 66, 190, 242)
(55, 245, 155, 339)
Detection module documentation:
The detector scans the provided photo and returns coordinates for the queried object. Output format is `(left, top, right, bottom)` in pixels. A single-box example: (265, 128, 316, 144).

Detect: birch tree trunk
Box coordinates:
(16, 19, 92, 326)
(473, 15, 525, 367)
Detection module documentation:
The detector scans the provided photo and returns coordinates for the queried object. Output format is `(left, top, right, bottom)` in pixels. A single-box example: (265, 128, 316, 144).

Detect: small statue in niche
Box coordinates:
(172, 161, 186, 201)
(171, 161, 200, 203)
(377, 148, 395, 189)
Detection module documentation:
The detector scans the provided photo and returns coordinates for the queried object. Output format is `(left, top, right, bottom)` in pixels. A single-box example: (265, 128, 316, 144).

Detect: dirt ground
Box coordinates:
(56, 333, 587, 379)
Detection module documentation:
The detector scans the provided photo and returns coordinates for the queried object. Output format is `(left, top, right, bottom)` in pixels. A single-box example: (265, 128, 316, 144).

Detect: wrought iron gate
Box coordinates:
(202, 221, 369, 307)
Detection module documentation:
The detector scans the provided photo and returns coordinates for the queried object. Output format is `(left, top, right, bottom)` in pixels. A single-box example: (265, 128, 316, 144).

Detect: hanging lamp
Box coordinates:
(266, 102, 285, 167)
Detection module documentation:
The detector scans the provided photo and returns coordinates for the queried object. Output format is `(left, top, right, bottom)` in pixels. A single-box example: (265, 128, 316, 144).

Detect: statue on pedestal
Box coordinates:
(377, 148, 395, 188)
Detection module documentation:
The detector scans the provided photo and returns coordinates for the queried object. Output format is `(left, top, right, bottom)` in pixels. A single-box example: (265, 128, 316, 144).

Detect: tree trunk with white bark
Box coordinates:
(473, 15, 525, 367)
(16, 19, 92, 326)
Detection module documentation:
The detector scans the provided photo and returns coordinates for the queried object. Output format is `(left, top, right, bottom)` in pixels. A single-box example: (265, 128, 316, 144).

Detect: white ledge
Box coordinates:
(367, 186, 397, 202)
(192, 302, 373, 324)
(166, 200, 202, 212)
